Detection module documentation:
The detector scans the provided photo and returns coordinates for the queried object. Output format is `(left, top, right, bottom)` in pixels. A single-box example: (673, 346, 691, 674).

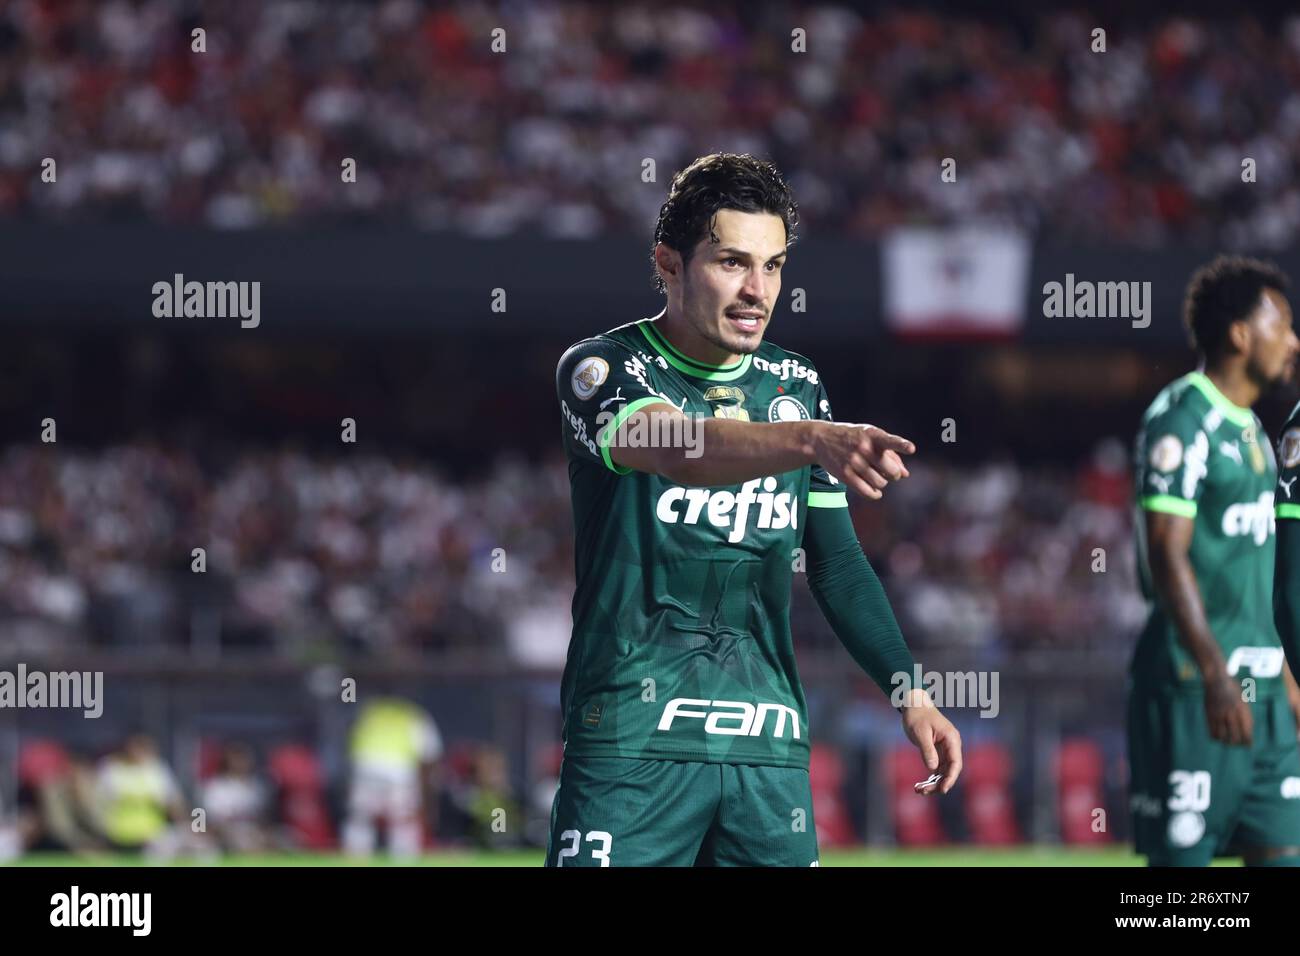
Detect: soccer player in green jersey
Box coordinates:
(1132, 255, 1300, 866)
(548, 153, 962, 867)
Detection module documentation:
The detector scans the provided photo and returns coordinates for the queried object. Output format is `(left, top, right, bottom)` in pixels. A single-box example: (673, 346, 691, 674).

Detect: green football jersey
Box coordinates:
(1275, 401, 1300, 521)
(555, 317, 847, 769)
(1132, 371, 1284, 695)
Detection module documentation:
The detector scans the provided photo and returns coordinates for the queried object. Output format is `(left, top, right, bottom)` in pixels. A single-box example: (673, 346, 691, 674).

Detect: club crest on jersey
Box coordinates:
(769, 396, 809, 423)
(571, 357, 609, 401)
(1281, 428, 1300, 469)
(1235, 423, 1267, 473)
(704, 385, 749, 421)
(1149, 434, 1183, 473)
(1249, 441, 1266, 474)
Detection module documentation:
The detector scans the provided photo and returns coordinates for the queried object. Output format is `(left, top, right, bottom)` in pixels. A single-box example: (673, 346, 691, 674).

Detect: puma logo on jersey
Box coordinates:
(1221, 492, 1275, 544)
(1147, 474, 1172, 494)
(656, 477, 797, 543)
(1219, 441, 1243, 466)
(1281, 477, 1296, 499)
(598, 387, 625, 411)
(657, 698, 801, 739)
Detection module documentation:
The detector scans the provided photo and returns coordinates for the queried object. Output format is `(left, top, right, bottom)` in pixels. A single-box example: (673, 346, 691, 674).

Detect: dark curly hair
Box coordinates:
(1183, 255, 1290, 359)
(651, 153, 799, 294)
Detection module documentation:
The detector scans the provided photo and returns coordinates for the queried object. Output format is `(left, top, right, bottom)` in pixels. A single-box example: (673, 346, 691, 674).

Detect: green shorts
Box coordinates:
(545, 756, 820, 867)
(1127, 688, 1300, 865)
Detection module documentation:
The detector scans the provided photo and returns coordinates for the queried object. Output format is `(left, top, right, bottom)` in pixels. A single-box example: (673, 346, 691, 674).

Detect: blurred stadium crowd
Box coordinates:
(1, 698, 544, 860)
(2, 2, 1300, 247)
(0, 439, 1145, 661)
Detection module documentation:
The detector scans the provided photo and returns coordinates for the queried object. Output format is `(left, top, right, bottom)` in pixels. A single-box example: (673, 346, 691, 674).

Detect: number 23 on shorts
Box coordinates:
(556, 829, 613, 866)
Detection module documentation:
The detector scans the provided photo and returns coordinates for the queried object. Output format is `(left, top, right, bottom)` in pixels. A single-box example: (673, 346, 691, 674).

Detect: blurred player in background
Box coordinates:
(343, 696, 443, 857)
(1131, 255, 1300, 866)
(14, 742, 105, 856)
(200, 743, 271, 854)
(447, 745, 523, 849)
(94, 733, 194, 858)
(1273, 298, 1300, 729)
(549, 153, 962, 867)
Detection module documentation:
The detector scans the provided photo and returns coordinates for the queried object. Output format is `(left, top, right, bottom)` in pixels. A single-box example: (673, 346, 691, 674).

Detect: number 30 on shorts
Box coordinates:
(1167, 770, 1211, 812)
(557, 829, 613, 866)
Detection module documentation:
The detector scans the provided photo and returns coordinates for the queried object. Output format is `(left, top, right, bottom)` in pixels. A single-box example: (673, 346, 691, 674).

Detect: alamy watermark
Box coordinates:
(1042, 273, 1151, 329)
(0, 664, 103, 718)
(891, 665, 1000, 718)
(597, 409, 706, 458)
(152, 274, 260, 328)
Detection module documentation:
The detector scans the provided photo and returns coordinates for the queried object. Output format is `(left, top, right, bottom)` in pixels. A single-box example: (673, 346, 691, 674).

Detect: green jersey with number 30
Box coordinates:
(555, 317, 847, 770)
(1132, 371, 1284, 696)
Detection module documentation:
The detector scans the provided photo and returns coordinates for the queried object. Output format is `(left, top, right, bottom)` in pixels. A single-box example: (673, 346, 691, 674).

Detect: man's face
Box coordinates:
(672, 208, 787, 357)
(1244, 288, 1299, 387)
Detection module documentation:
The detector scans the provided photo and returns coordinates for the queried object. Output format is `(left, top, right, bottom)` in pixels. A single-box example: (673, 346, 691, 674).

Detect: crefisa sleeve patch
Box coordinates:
(1149, 434, 1183, 473)
(571, 356, 609, 400)
(1281, 428, 1300, 469)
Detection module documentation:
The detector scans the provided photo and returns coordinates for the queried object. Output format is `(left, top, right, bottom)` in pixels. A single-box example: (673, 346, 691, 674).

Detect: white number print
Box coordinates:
(557, 829, 613, 866)
(1167, 770, 1211, 812)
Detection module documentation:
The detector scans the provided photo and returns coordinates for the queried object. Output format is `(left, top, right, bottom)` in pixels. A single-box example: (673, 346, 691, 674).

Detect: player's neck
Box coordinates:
(654, 306, 742, 368)
(1202, 363, 1259, 411)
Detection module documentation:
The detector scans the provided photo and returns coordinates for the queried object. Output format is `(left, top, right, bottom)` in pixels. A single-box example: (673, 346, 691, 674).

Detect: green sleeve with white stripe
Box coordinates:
(556, 337, 679, 475)
(1135, 404, 1209, 518)
(807, 381, 847, 508)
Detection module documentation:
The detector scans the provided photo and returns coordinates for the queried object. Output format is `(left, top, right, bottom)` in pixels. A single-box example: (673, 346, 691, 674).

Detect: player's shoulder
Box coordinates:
(558, 324, 640, 362)
(751, 339, 825, 388)
(1141, 373, 1216, 435)
(556, 323, 650, 378)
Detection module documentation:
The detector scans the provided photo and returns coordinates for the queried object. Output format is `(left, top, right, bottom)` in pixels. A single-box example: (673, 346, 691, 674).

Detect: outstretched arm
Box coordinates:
(803, 501, 962, 795)
(608, 401, 913, 497)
